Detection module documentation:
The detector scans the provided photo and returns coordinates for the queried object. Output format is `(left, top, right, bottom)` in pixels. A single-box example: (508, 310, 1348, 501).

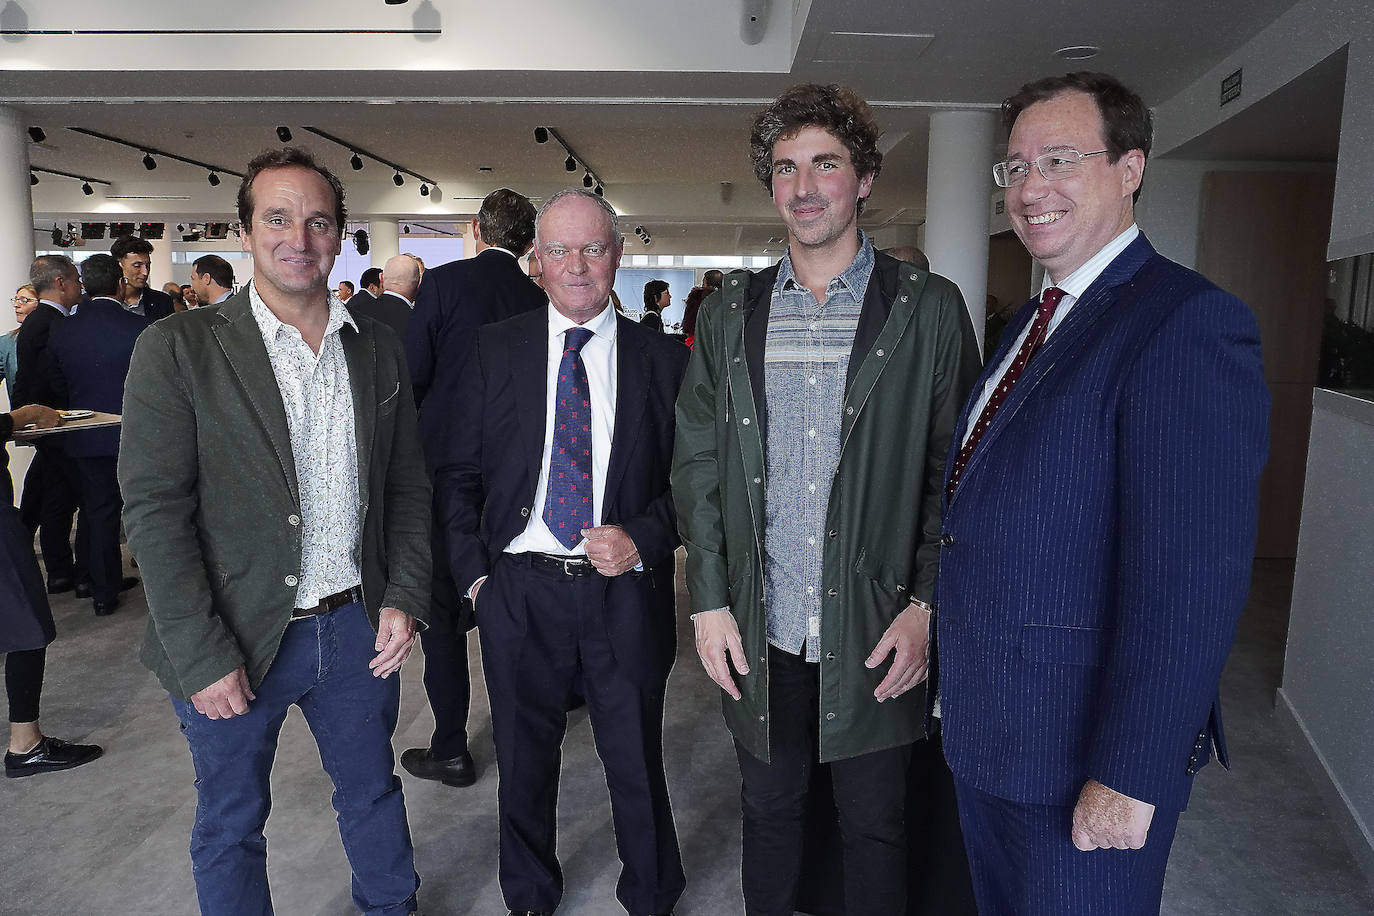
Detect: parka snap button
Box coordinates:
(288, 514, 300, 526)
(941, 533, 955, 547)
(734, 357, 741, 363)
(900, 295, 908, 302)
(828, 529, 837, 538)
(846, 406, 853, 415)
(826, 712, 836, 720)
(875, 348, 885, 357)
(285, 575, 298, 587)
(826, 652, 835, 661)
(520, 507, 530, 518)
(741, 417, 750, 425)
(753, 477, 761, 484)
(827, 588, 837, 597)
(909, 273, 918, 281)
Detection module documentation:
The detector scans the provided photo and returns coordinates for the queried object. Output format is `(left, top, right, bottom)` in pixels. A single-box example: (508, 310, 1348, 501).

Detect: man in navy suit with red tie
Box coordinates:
(936, 72, 1270, 914)
(435, 188, 686, 916)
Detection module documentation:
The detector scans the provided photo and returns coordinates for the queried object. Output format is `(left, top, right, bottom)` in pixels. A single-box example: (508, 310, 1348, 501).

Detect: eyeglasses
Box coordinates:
(993, 148, 1109, 187)
(11, 296, 36, 305)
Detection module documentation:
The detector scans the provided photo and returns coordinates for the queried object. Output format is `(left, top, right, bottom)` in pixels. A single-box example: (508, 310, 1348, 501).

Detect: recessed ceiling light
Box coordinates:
(1055, 45, 1101, 60)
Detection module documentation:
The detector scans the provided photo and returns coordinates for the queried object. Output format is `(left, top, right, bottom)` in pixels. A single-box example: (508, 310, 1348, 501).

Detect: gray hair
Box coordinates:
(30, 254, 77, 294)
(535, 188, 622, 249)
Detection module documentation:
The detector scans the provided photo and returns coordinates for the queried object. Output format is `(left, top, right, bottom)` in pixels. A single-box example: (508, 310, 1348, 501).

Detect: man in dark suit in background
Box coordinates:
(936, 71, 1270, 914)
(111, 235, 175, 321)
(14, 256, 85, 595)
(190, 254, 235, 308)
(352, 267, 382, 309)
(349, 254, 416, 339)
(399, 187, 546, 788)
(435, 188, 686, 916)
(46, 254, 144, 616)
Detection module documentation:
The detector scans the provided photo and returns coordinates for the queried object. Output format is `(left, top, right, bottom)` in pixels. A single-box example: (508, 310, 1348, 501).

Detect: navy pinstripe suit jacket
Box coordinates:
(935, 234, 1269, 812)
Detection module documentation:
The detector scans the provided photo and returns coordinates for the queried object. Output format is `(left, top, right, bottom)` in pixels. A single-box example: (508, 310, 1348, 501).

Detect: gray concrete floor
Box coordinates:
(2, 554, 1371, 915)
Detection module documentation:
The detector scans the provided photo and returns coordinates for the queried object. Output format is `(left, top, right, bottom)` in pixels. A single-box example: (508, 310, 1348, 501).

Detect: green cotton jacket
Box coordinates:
(119, 290, 432, 701)
(672, 251, 980, 763)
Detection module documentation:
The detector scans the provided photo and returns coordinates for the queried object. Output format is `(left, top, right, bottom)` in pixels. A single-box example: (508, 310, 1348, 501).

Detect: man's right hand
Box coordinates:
(9, 404, 62, 431)
(693, 609, 749, 700)
(189, 667, 255, 720)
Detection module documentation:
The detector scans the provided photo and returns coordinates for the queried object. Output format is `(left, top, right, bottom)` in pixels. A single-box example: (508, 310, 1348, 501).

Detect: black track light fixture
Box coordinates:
(403, 224, 411, 234)
(594, 184, 604, 197)
(276, 126, 293, 143)
(28, 126, 45, 143)
(534, 127, 549, 144)
(565, 155, 577, 172)
(51, 224, 63, 246)
(635, 226, 646, 236)
(350, 152, 364, 171)
(393, 171, 404, 187)
(29, 172, 37, 186)
(384, 0, 409, 5)
(419, 183, 430, 197)
(81, 182, 94, 196)
(142, 152, 157, 170)
(583, 172, 594, 188)
(353, 229, 370, 255)
(207, 171, 221, 187)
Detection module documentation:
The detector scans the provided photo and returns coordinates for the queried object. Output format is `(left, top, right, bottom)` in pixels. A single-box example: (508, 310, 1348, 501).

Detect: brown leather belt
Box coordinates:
(292, 585, 363, 619)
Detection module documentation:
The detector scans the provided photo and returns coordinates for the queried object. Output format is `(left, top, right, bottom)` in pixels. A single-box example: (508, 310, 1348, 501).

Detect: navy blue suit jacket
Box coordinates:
(350, 291, 411, 340)
(434, 306, 687, 685)
(47, 297, 147, 458)
(935, 234, 1269, 812)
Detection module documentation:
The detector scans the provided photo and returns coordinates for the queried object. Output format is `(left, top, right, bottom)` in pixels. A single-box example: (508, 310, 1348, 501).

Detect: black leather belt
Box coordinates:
(292, 585, 363, 619)
(524, 552, 598, 577)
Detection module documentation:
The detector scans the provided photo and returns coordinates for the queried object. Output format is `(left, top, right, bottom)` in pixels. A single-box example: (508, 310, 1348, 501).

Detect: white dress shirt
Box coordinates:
(962, 224, 1139, 446)
(39, 298, 72, 317)
(249, 282, 363, 608)
(503, 302, 619, 558)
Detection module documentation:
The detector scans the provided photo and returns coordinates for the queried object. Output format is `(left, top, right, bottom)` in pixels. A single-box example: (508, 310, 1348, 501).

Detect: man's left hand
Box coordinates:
(1071, 779, 1155, 851)
(581, 525, 640, 577)
(369, 607, 417, 678)
(865, 601, 931, 701)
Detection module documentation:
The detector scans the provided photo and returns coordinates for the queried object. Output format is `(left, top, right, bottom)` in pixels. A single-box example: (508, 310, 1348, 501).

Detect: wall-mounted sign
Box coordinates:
(1221, 69, 1243, 106)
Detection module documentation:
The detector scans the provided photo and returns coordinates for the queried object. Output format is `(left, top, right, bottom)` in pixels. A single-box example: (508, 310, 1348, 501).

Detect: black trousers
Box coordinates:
(417, 558, 471, 759)
(29, 448, 86, 585)
(5, 647, 45, 723)
(71, 456, 122, 604)
(476, 553, 684, 916)
(735, 644, 912, 916)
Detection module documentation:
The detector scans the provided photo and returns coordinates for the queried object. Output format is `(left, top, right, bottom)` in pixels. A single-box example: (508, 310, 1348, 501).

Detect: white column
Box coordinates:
(0, 108, 34, 335)
(369, 217, 400, 266)
(924, 110, 998, 354)
(149, 237, 175, 290)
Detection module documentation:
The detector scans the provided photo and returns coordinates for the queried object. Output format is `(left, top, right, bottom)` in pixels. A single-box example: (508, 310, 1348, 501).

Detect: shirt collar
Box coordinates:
(777, 230, 875, 298)
(248, 280, 357, 353)
(384, 291, 414, 308)
(1041, 224, 1139, 300)
(90, 296, 124, 307)
(39, 298, 71, 317)
(211, 290, 232, 305)
(548, 301, 617, 343)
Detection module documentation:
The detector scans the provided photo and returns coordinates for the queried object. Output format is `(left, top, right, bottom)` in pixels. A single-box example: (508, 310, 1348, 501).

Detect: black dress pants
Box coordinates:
(29, 448, 86, 585)
(71, 456, 122, 604)
(5, 647, 45, 723)
(417, 543, 471, 759)
(476, 553, 684, 916)
(735, 643, 912, 916)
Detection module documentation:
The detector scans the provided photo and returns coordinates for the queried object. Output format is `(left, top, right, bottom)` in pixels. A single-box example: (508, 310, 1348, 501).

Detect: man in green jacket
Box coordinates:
(672, 84, 980, 915)
(120, 147, 431, 916)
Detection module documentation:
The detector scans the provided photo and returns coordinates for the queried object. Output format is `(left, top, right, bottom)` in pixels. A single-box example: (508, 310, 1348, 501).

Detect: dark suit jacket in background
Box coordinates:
(350, 291, 411, 340)
(134, 287, 175, 322)
(46, 297, 147, 458)
(435, 306, 687, 685)
(12, 303, 68, 409)
(120, 289, 432, 700)
(936, 234, 1271, 813)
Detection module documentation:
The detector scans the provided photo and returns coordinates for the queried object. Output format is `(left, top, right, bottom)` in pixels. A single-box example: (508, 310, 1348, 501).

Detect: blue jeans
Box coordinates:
(171, 601, 419, 916)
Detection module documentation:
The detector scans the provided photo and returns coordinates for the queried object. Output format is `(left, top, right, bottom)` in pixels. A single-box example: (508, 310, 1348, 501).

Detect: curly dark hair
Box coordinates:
(1002, 72, 1152, 202)
(236, 146, 348, 237)
(749, 84, 883, 206)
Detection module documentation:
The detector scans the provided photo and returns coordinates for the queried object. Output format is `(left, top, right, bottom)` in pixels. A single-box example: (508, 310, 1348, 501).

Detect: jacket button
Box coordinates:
(288, 514, 300, 526)
(520, 507, 530, 517)
(741, 417, 750, 426)
(826, 712, 836, 720)
(825, 652, 835, 661)
(909, 273, 918, 281)
(875, 348, 885, 357)
(900, 295, 908, 302)
(734, 356, 741, 363)
(753, 477, 761, 484)
(285, 575, 298, 587)
(759, 715, 765, 722)
(828, 529, 837, 538)
(732, 278, 740, 286)
(827, 588, 837, 598)
(941, 533, 954, 547)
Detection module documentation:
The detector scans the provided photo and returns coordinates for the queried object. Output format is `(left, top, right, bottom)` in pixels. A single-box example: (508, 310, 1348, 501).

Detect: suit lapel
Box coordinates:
(512, 310, 549, 493)
(603, 316, 649, 512)
(342, 320, 377, 511)
(210, 292, 300, 504)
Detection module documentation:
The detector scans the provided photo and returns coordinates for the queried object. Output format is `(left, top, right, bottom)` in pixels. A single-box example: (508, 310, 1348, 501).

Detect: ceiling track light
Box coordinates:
(207, 171, 221, 187)
(538, 126, 606, 195)
(583, 172, 594, 188)
(392, 171, 404, 187)
(534, 127, 549, 144)
(297, 127, 434, 191)
(350, 152, 364, 171)
(28, 126, 45, 143)
(276, 125, 293, 143)
(29, 172, 38, 186)
(65, 127, 245, 185)
(142, 152, 157, 170)
(594, 184, 604, 197)
(81, 182, 94, 196)
(419, 183, 430, 197)
(565, 155, 577, 172)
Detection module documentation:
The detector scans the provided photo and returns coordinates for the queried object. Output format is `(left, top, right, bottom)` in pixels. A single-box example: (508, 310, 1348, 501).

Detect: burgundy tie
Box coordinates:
(946, 286, 1066, 503)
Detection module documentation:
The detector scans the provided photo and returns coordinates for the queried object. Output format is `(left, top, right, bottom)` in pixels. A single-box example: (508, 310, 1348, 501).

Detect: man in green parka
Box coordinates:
(672, 84, 980, 915)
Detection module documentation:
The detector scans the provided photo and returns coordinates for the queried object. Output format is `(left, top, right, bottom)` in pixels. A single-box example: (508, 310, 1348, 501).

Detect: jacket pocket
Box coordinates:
(854, 548, 908, 598)
(1019, 624, 1110, 666)
(377, 381, 400, 414)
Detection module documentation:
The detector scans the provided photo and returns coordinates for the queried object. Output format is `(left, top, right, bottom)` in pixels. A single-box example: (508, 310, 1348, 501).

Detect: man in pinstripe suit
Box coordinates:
(935, 72, 1270, 914)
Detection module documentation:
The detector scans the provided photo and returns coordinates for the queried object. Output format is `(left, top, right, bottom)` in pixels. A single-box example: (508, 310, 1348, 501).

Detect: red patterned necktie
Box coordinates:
(946, 287, 1066, 503)
(544, 326, 595, 548)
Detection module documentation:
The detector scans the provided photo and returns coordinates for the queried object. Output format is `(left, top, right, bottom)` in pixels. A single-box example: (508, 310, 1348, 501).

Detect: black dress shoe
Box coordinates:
(46, 576, 74, 595)
(400, 747, 476, 787)
(74, 582, 91, 598)
(119, 576, 140, 592)
(508, 911, 550, 916)
(93, 597, 120, 616)
(5, 736, 103, 778)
